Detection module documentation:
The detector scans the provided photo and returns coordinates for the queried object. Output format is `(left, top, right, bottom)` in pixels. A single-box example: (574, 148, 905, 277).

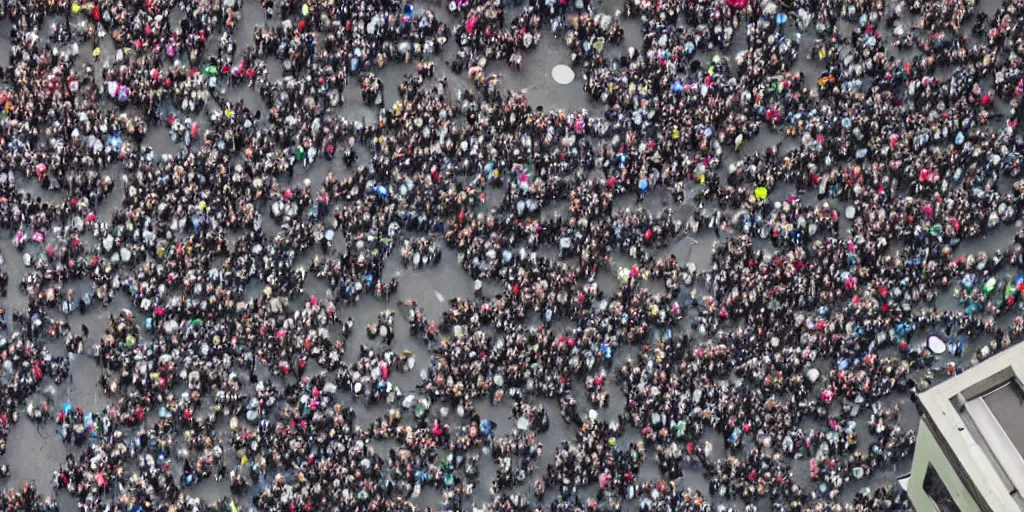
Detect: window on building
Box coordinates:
(923, 464, 962, 512)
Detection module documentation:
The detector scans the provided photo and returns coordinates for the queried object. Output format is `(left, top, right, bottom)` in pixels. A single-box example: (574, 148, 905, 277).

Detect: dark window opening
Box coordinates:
(923, 464, 962, 512)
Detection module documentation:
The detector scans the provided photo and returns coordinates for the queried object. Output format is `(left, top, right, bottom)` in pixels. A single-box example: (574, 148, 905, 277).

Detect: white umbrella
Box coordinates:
(552, 64, 575, 85)
(928, 335, 947, 354)
(805, 368, 821, 384)
(516, 417, 530, 430)
(845, 205, 856, 219)
(120, 247, 131, 263)
(162, 319, 179, 333)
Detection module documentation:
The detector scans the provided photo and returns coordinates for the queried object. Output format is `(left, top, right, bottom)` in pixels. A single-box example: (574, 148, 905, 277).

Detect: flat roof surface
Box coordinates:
(983, 382, 1024, 456)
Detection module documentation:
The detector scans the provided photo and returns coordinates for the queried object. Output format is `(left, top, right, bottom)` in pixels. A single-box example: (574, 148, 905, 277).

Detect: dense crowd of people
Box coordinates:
(0, 0, 1024, 510)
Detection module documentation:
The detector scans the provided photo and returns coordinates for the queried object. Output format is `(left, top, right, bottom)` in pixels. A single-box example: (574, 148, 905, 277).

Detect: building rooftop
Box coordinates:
(918, 342, 1024, 512)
